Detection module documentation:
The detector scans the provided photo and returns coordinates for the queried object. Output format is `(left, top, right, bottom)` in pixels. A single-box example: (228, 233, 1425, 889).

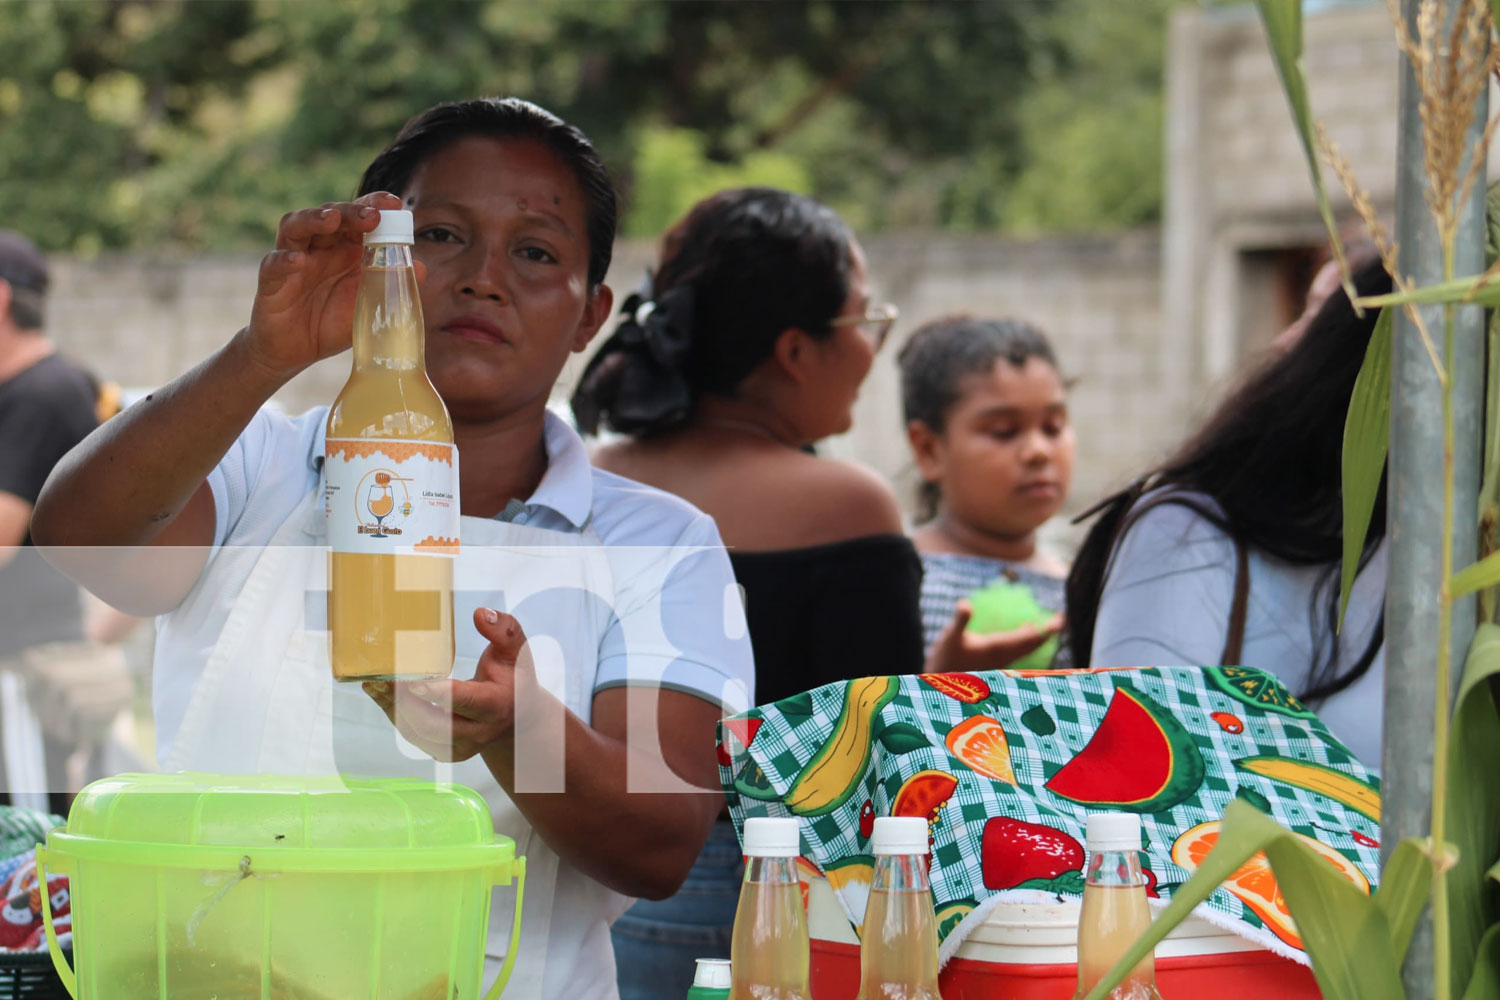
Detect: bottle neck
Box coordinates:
(353, 242, 424, 372)
(1084, 847, 1145, 889)
(872, 853, 931, 893)
(743, 855, 800, 884)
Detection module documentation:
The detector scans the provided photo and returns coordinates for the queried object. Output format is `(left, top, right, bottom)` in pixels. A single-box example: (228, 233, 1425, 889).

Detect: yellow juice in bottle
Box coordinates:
(1071, 813, 1164, 1000)
(731, 818, 811, 1000)
(857, 817, 943, 1000)
(1075, 885, 1158, 995)
(858, 887, 944, 999)
(730, 879, 810, 1000)
(324, 210, 457, 681)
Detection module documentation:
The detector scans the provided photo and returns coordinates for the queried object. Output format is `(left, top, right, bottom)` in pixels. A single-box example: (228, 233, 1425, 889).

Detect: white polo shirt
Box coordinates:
(151, 404, 755, 1000)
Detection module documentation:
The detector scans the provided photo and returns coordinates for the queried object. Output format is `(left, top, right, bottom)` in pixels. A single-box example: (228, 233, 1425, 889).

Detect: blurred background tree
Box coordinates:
(0, 0, 1181, 252)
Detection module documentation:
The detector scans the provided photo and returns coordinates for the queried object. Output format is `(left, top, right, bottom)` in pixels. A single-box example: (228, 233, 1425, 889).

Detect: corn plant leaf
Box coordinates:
(1449, 623, 1500, 994)
(1254, 0, 1350, 293)
(1263, 829, 1404, 1000)
(1376, 837, 1435, 968)
(1486, 180, 1500, 268)
(1461, 924, 1500, 1000)
(1340, 305, 1392, 628)
(1481, 308, 1500, 622)
(1082, 800, 1403, 1000)
(1454, 552, 1500, 600)
(1360, 275, 1500, 310)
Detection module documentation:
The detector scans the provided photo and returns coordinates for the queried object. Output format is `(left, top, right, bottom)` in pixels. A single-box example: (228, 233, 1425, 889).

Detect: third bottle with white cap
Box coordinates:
(1070, 811, 1164, 1000)
(856, 815, 943, 1000)
(731, 817, 811, 1000)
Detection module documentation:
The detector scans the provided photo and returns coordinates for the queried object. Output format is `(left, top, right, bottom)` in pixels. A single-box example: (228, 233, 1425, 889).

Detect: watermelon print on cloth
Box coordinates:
(717, 665, 1381, 966)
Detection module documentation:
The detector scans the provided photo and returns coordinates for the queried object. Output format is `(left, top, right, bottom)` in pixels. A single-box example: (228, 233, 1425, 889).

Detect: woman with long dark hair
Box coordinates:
(1064, 257, 1391, 765)
(573, 186, 925, 998)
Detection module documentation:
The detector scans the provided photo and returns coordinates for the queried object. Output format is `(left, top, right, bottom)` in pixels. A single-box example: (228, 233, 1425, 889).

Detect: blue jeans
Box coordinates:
(612, 818, 743, 1000)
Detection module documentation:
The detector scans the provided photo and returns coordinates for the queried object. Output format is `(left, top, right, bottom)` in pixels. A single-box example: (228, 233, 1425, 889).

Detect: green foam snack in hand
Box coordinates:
(964, 580, 1059, 671)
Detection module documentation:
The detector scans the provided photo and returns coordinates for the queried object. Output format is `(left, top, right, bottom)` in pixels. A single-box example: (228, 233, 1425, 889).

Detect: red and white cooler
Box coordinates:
(806, 877, 1322, 999)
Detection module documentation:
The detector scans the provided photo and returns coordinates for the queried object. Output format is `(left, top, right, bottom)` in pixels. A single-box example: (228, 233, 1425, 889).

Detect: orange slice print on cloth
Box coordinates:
(945, 715, 1018, 784)
(1171, 821, 1370, 951)
(893, 770, 959, 821)
(921, 673, 991, 703)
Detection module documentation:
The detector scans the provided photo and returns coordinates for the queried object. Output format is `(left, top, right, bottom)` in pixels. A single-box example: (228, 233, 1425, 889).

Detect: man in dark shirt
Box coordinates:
(0, 230, 126, 812)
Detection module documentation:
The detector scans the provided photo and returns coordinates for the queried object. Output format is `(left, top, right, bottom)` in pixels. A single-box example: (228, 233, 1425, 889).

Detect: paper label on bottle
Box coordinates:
(324, 438, 460, 556)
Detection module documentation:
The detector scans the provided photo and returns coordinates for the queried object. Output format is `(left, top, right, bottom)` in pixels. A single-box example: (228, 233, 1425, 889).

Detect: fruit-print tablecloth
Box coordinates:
(717, 665, 1382, 966)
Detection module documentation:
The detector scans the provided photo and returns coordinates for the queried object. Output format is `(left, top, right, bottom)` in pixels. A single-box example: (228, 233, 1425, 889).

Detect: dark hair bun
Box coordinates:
(572, 287, 696, 436)
(571, 187, 854, 437)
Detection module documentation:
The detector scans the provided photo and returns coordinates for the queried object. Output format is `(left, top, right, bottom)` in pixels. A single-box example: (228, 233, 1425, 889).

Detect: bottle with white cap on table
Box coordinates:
(1070, 811, 1164, 1000)
(730, 817, 811, 1000)
(856, 815, 944, 1000)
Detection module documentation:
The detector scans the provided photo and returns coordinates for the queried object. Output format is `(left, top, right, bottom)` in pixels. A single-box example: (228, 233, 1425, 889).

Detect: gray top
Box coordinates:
(1091, 489, 1386, 768)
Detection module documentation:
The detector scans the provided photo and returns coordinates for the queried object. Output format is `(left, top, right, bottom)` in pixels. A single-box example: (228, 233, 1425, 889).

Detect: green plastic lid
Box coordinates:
(45, 772, 514, 875)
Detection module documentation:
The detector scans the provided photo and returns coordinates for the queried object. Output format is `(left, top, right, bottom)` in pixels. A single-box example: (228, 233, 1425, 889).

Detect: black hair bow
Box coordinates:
(615, 286, 694, 370)
(572, 285, 696, 435)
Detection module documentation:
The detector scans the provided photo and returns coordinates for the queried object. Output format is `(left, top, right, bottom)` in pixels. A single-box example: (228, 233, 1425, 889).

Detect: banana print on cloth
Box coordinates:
(718, 665, 1382, 965)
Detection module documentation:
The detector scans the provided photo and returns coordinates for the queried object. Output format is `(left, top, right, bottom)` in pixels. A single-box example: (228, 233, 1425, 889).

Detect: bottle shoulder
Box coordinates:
(327, 372, 452, 442)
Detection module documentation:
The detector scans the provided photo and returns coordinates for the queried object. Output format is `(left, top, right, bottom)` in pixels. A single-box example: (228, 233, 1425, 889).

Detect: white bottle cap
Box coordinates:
(742, 817, 800, 857)
(1085, 812, 1142, 853)
(692, 958, 732, 989)
(871, 816, 930, 856)
(364, 209, 414, 245)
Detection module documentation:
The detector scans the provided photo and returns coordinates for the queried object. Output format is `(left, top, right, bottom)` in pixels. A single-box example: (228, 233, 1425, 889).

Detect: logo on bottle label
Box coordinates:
(325, 438, 459, 556)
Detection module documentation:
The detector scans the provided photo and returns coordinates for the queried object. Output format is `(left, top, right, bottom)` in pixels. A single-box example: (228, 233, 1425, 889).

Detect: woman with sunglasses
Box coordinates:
(571, 186, 918, 999)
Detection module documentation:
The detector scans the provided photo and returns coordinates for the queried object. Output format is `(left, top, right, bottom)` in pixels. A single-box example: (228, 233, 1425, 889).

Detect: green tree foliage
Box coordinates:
(0, 0, 1174, 252)
(1003, 0, 1180, 234)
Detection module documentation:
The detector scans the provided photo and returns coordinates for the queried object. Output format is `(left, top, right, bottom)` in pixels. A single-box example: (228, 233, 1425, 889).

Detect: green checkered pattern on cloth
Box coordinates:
(0, 805, 63, 862)
(718, 665, 1382, 965)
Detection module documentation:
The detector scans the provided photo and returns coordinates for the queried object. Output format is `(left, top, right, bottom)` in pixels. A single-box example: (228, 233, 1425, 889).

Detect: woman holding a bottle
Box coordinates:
(32, 97, 754, 1000)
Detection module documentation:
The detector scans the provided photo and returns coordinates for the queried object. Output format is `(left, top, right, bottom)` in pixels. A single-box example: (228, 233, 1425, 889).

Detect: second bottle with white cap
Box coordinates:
(856, 815, 944, 1000)
(1070, 811, 1164, 1000)
(731, 817, 811, 1000)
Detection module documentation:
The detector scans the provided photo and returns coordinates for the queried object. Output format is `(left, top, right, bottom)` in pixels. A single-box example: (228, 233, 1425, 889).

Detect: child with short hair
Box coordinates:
(899, 315, 1074, 671)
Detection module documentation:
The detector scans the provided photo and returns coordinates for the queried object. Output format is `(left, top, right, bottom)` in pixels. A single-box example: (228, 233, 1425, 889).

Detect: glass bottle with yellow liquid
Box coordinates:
(730, 817, 811, 1000)
(324, 209, 458, 681)
(857, 816, 944, 1000)
(1071, 812, 1165, 1000)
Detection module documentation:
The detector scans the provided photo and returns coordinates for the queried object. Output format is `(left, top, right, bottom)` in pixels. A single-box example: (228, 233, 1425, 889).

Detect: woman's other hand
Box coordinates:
(923, 600, 1063, 674)
(363, 606, 533, 762)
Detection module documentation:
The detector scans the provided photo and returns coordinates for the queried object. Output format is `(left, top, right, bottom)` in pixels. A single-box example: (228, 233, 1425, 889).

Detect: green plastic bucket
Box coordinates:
(34, 773, 525, 1000)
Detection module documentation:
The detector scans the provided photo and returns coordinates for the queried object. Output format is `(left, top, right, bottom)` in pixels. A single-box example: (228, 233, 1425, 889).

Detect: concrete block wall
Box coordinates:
(1201, 4, 1398, 221)
(849, 231, 1172, 534)
(43, 229, 1168, 549)
(1166, 1, 1412, 400)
